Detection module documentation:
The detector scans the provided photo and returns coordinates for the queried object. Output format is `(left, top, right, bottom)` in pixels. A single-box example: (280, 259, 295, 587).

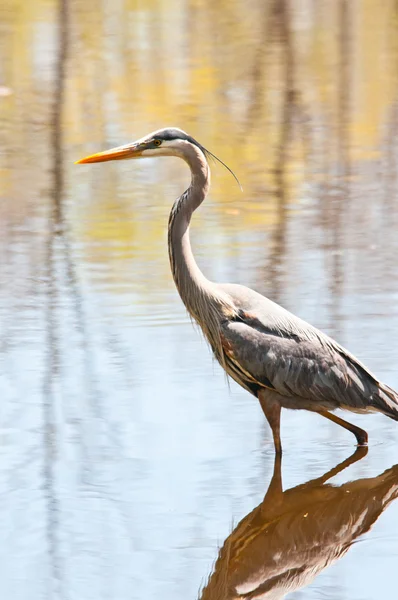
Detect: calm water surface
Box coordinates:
(1, 1, 398, 598)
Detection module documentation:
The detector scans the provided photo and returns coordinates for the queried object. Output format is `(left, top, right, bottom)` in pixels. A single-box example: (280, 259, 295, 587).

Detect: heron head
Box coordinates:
(75, 128, 206, 164)
(75, 127, 241, 188)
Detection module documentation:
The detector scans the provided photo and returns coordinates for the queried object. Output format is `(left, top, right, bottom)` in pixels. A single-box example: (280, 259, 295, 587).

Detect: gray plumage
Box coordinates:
(219, 283, 398, 416)
(76, 127, 398, 453)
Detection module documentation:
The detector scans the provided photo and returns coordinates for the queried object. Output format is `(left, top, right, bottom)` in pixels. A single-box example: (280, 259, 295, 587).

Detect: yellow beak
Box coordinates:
(75, 143, 142, 164)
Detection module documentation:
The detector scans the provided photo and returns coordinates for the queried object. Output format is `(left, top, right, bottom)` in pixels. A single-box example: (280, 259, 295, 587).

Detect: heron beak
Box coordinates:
(75, 143, 143, 164)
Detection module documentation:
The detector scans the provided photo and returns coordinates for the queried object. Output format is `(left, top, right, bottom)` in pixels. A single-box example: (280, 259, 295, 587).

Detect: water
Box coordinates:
(1, 0, 398, 598)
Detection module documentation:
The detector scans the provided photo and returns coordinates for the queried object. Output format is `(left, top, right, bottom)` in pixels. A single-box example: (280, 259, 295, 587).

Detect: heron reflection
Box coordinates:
(200, 449, 398, 599)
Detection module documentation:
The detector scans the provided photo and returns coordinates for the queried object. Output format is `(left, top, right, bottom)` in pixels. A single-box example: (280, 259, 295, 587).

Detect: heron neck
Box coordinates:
(168, 148, 212, 320)
(167, 146, 236, 358)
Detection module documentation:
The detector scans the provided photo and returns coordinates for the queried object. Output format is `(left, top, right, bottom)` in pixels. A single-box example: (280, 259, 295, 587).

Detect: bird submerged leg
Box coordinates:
(318, 410, 368, 446)
(258, 390, 282, 455)
(307, 446, 368, 487)
(266, 452, 283, 498)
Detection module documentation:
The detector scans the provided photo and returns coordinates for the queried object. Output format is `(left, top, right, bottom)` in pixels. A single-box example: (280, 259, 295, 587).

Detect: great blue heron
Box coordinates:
(199, 448, 398, 599)
(76, 127, 398, 454)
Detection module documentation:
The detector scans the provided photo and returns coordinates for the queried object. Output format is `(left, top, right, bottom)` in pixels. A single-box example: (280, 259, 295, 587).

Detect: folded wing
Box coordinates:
(221, 310, 398, 417)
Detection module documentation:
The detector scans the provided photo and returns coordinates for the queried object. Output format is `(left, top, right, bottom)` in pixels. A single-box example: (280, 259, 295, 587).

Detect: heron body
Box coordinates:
(77, 127, 398, 453)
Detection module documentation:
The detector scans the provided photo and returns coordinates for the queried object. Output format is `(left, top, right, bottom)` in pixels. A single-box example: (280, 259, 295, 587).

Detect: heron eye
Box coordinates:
(153, 139, 162, 147)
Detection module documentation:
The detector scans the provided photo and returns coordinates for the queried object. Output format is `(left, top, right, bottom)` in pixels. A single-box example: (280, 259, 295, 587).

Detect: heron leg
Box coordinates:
(258, 390, 282, 455)
(318, 410, 368, 446)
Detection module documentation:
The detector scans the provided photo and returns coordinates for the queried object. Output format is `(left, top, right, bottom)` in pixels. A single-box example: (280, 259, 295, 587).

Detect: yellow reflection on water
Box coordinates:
(1, 0, 398, 294)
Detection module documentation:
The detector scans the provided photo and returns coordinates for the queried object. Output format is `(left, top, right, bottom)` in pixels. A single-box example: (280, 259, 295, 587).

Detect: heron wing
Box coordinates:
(220, 308, 391, 412)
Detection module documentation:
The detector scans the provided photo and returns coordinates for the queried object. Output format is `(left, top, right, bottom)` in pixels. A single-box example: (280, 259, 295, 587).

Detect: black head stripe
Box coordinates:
(156, 129, 191, 142)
